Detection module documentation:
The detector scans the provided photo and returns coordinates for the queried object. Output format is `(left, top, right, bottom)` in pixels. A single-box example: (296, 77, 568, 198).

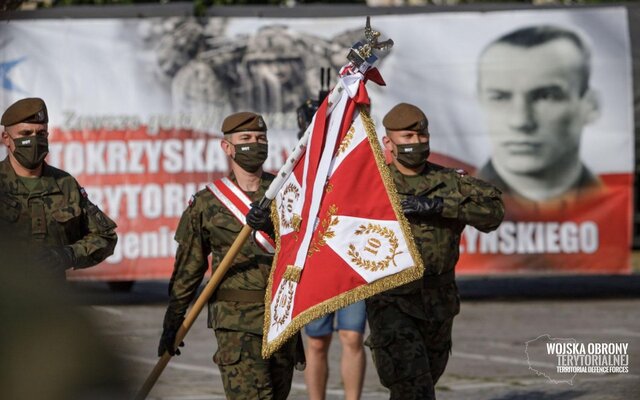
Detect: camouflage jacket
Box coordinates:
(371, 162, 504, 320)
(0, 157, 118, 273)
(166, 172, 275, 335)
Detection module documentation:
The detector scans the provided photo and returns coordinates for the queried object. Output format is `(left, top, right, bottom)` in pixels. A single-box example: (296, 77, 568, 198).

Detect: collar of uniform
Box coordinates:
(573, 164, 602, 194)
(0, 158, 61, 195)
(258, 172, 272, 194)
(0, 157, 16, 193)
(37, 163, 63, 195)
(0, 157, 31, 195)
(389, 162, 445, 196)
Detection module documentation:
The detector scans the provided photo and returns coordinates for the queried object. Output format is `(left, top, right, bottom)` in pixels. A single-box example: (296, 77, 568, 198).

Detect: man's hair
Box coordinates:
(482, 25, 591, 96)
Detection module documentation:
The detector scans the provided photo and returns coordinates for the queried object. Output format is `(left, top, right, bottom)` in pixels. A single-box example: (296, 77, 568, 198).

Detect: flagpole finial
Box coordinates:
(347, 16, 394, 74)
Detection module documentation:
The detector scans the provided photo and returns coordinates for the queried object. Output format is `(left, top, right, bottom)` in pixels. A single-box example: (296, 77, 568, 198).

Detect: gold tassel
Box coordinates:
(283, 265, 303, 283)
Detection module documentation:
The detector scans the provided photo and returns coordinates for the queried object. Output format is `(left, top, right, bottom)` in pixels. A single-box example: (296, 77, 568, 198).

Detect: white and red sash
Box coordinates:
(206, 177, 276, 254)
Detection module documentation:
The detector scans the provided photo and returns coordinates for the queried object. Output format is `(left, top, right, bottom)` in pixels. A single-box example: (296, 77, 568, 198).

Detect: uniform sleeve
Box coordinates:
(441, 174, 504, 233)
(69, 186, 118, 269)
(164, 197, 212, 327)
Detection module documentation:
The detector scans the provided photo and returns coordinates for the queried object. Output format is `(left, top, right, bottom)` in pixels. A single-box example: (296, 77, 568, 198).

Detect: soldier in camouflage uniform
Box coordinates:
(365, 103, 504, 400)
(158, 112, 296, 400)
(0, 98, 117, 278)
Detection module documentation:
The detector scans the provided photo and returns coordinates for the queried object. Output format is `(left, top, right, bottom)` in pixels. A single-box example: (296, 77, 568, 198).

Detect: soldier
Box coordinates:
(158, 112, 296, 399)
(365, 103, 504, 400)
(0, 98, 117, 278)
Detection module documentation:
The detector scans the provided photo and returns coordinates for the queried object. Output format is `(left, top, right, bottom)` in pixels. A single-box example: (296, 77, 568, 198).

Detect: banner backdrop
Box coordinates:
(0, 6, 632, 278)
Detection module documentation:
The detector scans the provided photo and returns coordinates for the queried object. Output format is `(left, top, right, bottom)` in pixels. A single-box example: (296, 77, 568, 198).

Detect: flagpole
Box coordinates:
(133, 79, 348, 400)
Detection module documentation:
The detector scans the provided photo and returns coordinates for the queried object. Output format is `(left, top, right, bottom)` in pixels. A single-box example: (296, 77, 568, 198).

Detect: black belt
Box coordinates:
(214, 288, 266, 303)
(423, 269, 455, 289)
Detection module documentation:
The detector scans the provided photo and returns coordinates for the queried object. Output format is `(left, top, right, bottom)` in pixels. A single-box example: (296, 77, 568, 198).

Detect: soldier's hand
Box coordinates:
(246, 202, 273, 232)
(158, 325, 184, 357)
(33, 245, 77, 271)
(401, 195, 444, 217)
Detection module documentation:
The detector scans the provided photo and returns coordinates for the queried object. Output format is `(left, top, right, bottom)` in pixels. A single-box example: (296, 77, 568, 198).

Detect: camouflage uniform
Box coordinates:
(164, 172, 295, 400)
(0, 157, 117, 278)
(365, 162, 504, 400)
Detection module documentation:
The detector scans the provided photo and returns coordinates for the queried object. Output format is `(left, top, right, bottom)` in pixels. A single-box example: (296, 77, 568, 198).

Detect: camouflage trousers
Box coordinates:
(365, 295, 455, 400)
(213, 329, 295, 400)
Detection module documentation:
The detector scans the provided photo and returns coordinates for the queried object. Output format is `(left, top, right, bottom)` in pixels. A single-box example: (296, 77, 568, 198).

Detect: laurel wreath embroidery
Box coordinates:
(272, 280, 295, 327)
(279, 183, 301, 231)
(337, 126, 355, 155)
(307, 204, 339, 257)
(347, 223, 403, 272)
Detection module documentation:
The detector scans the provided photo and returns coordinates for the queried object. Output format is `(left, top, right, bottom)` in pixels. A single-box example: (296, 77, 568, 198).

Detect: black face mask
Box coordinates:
(393, 142, 430, 169)
(12, 135, 49, 170)
(232, 142, 268, 173)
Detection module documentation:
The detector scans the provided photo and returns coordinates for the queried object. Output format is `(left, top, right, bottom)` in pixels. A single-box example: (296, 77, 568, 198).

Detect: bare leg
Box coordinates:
(339, 330, 366, 400)
(304, 334, 332, 400)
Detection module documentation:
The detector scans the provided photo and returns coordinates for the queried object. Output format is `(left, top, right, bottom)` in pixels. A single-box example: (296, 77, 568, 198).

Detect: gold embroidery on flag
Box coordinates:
(325, 183, 333, 193)
(337, 126, 355, 155)
(283, 265, 303, 283)
(291, 214, 302, 232)
(279, 183, 301, 231)
(347, 223, 402, 271)
(272, 280, 295, 327)
(307, 204, 339, 256)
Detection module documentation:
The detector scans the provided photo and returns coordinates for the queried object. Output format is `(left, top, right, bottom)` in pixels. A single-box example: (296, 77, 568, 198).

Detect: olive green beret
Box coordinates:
(1, 98, 49, 127)
(382, 103, 428, 132)
(221, 111, 267, 134)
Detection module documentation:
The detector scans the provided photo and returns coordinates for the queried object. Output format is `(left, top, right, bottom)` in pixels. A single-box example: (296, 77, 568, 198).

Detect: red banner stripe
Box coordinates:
(291, 244, 369, 318)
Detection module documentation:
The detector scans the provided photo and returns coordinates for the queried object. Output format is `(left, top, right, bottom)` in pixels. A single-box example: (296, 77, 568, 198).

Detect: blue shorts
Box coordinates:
(304, 300, 366, 337)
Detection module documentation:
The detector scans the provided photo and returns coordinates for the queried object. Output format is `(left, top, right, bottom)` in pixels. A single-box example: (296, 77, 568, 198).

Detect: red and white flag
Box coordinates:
(262, 68, 424, 357)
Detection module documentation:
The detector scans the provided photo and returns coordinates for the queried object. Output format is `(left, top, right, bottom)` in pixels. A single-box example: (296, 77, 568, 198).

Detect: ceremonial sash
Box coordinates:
(206, 178, 276, 254)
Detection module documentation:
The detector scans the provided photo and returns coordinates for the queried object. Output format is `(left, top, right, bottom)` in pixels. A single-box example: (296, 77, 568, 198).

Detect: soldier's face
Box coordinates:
(2, 123, 49, 153)
(478, 39, 598, 176)
(221, 131, 268, 158)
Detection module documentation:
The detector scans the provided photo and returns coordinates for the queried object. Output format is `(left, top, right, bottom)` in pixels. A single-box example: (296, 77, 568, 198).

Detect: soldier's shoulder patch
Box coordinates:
(188, 194, 196, 207)
(79, 187, 89, 199)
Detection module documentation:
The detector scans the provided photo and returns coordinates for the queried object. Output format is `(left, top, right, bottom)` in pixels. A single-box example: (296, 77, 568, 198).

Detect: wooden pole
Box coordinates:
(134, 225, 253, 400)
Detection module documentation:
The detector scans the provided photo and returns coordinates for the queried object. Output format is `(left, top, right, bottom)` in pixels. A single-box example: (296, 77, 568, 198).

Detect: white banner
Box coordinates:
(0, 6, 632, 277)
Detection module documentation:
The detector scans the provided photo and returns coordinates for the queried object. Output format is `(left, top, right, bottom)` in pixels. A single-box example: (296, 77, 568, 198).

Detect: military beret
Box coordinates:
(1, 98, 49, 127)
(221, 111, 267, 134)
(382, 103, 428, 132)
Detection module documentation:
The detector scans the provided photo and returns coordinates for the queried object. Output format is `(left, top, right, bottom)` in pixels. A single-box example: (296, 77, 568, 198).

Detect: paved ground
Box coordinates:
(67, 276, 640, 400)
